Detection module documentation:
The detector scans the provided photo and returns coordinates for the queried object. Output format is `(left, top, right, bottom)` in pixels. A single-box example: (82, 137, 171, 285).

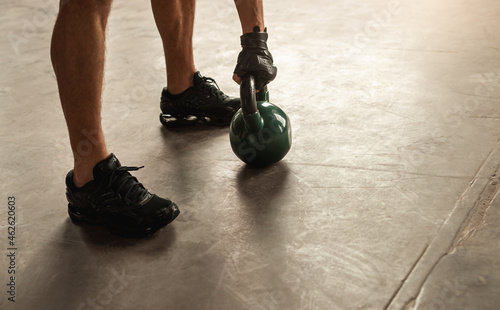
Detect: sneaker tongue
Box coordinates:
(93, 153, 122, 180)
(192, 71, 204, 86)
(92, 154, 148, 202)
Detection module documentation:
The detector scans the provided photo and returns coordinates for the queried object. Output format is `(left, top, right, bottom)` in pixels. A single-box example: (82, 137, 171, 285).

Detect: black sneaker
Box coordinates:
(159, 71, 240, 127)
(66, 154, 180, 238)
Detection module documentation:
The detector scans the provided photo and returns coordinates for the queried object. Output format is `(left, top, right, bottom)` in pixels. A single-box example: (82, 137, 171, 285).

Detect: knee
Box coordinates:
(58, 0, 113, 23)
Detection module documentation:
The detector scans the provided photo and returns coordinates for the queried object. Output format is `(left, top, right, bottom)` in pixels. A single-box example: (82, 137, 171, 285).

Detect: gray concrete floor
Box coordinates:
(1, 0, 500, 309)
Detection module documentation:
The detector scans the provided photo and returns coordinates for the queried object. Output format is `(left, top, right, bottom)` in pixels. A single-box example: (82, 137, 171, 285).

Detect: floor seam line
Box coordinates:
(385, 141, 500, 309)
(383, 243, 430, 310)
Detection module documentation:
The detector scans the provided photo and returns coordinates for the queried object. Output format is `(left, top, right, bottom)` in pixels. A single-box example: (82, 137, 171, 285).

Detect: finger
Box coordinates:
(232, 73, 242, 85)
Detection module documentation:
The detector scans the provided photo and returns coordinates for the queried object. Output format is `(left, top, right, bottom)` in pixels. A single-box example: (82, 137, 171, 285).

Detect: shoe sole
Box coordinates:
(68, 203, 180, 238)
(159, 113, 231, 128)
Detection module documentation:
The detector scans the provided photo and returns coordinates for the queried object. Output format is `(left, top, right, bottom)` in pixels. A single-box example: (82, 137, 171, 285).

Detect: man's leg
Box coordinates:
(151, 0, 241, 127)
(51, 0, 111, 188)
(151, 0, 196, 95)
(50, 0, 180, 238)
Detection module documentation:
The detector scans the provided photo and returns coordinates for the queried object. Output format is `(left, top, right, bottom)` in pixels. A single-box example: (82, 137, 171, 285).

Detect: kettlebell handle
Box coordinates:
(240, 75, 257, 115)
(240, 75, 265, 132)
(240, 75, 269, 114)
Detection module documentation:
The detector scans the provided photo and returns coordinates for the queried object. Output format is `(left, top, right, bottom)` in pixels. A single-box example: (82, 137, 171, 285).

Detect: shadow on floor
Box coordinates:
(75, 218, 177, 253)
(236, 161, 290, 211)
(17, 219, 177, 310)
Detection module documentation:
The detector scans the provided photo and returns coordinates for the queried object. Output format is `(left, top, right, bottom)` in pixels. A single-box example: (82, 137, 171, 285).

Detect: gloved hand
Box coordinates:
(233, 27, 277, 91)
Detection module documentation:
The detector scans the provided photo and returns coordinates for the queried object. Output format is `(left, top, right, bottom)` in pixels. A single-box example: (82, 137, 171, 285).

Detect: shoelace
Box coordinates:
(200, 76, 226, 100)
(98, 166, 146, 203)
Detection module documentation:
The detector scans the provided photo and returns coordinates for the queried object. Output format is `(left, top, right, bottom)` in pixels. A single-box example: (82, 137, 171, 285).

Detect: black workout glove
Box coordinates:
(234, 27, 277, 91)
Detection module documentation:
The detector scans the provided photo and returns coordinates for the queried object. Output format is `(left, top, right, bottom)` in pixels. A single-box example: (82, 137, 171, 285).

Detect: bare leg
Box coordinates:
(51, 0, 112, 187)
(151, 0, 197, 95)
(234, 0, 265, 34)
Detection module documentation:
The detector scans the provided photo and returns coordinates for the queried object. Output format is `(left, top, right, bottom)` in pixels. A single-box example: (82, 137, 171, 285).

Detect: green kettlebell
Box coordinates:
(229, 75, 292, 167)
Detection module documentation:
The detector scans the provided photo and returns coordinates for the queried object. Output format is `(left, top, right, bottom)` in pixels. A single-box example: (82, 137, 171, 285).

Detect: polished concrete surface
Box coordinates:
(1, 0, 500, 309)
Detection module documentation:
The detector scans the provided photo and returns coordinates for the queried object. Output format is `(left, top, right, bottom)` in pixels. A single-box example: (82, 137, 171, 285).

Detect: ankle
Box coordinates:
(167, 70, 195, 95)
(72, 169, 93, 188)
(73, 152, 110, 187)
(167, 83, 193, 95)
